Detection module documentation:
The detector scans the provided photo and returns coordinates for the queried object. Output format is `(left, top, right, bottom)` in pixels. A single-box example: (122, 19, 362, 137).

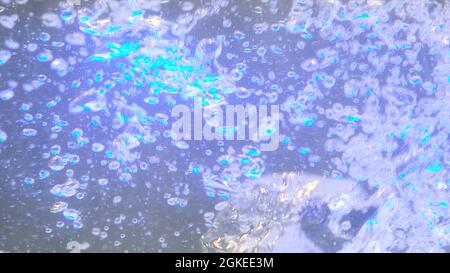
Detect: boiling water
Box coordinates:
(0, 0, 449, 253)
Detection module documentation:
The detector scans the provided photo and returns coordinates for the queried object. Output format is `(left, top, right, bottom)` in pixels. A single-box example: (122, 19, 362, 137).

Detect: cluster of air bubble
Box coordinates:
(0, 0, 449, 252)
(59, 1, 273, 207)
(1, 0, 265, 251)
(203, 0, 450, 252)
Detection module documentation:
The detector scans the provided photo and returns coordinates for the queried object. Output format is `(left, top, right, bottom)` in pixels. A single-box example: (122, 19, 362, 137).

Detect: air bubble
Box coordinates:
(24, 177, 35, 185)
(0, 129, 7, 142)
(0, 50, 11, 65)
(50, 179, 80, 197)
(234, 31, 245, 40)
(98, 178, 108, 186)
(49, 156, 67, 171)
(0, 14, 18, 29)
(42, 13, 62, 28)
(301, 58, 318, 72)
(63, 209, 80, 221)
(50, 201, 68, 213)
(92, 143, 105, 152)
(0, 90, 14, 101)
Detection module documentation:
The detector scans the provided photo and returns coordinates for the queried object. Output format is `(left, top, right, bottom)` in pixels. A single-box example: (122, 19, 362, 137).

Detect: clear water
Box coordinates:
(0, 0, 449, 253)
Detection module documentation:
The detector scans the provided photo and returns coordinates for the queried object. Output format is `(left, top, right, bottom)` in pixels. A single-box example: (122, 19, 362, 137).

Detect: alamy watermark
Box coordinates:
(170, 99, 280, 152)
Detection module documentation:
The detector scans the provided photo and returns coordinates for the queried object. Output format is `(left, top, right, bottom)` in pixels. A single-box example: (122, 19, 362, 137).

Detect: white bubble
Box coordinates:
(49, 155, 67, 171)
(0, 129, 7, 142)
(22, 128, 37, 137)
(50, 201, 68, 213)
(92, 142, 105, 152)
(0, 14, 18, 29)
(50, 58, 68, 71)
(0, 50, 11, 65)
(42, 13, 62, 28)
(301, 58, 318, 72)
(63, 208, 80, 221)
(98, 178, 108, 186)
(50, 179, 80, 197)
(65, 32, 86, 46)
